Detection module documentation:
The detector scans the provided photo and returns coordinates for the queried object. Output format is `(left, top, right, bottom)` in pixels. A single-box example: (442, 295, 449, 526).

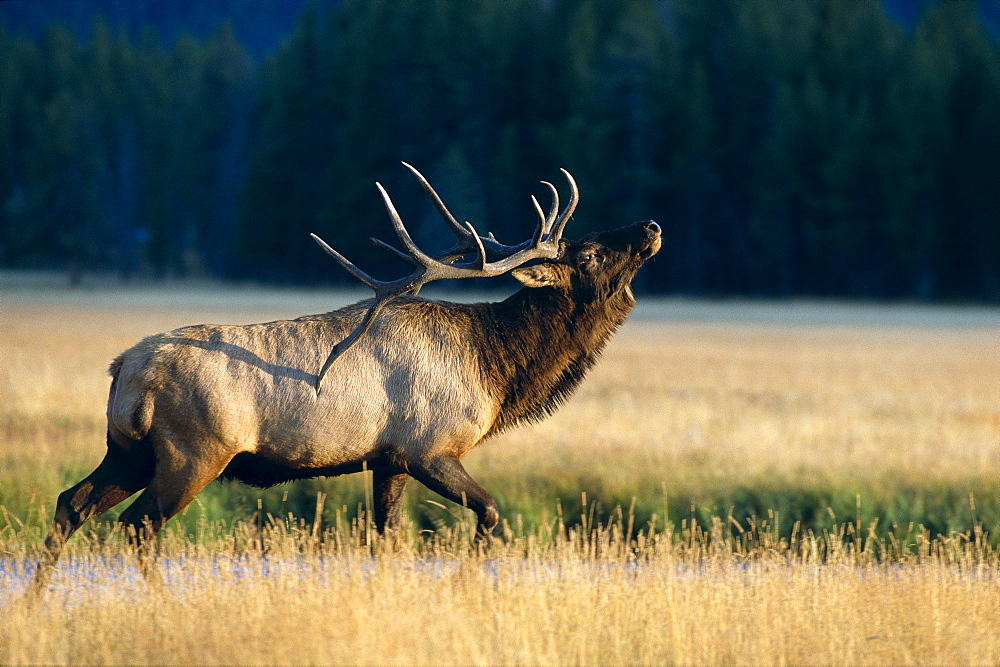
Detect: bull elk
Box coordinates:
(28, 163, 661, 594)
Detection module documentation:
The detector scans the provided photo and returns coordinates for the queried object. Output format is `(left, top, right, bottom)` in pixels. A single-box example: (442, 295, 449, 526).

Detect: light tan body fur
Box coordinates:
(109, 300, 494, 477)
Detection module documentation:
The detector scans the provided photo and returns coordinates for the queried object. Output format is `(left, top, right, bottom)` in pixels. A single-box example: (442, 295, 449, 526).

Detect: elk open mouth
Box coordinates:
(638, 221, 661, 259)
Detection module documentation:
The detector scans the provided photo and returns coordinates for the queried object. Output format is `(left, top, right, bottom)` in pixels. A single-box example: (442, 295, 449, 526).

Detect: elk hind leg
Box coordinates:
(373, 469, 409, 541)
(117, 443, 229, 583)
(27, 435, 153, 598)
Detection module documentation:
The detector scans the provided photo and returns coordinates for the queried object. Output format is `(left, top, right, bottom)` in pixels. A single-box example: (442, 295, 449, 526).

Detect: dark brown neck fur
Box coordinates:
(472, 285, 635, 436)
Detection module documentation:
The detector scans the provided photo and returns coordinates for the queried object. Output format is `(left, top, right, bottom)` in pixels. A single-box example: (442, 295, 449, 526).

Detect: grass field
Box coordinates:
(2, 277, 1000, 663)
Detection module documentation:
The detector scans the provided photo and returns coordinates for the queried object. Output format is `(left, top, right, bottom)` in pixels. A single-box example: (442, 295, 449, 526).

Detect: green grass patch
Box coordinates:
(5, 466, 997, 556)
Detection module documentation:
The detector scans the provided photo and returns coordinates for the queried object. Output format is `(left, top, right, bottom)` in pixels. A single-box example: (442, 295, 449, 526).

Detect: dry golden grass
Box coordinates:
(3, 520, 1000, 664)
(2, 278, 1000, 663)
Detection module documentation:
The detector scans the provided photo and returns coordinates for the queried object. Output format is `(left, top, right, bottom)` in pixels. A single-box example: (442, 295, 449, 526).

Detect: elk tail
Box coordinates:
(107, 354, 155, 441)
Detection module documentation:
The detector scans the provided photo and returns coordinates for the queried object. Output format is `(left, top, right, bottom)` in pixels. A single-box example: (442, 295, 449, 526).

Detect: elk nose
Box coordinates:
(644, 220, 661, 234)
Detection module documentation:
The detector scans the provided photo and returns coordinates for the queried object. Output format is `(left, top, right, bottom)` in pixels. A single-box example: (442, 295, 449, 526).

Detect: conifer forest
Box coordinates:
(2, 0, 999, 301)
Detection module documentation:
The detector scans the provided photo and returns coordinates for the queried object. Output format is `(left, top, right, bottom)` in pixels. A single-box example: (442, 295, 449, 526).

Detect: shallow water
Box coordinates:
(0, 555, 651, 609)
(1, 552, 752, 612)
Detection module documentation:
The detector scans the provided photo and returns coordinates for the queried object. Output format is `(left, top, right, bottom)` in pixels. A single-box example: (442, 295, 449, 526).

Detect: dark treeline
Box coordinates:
(2, 0, 999, 300)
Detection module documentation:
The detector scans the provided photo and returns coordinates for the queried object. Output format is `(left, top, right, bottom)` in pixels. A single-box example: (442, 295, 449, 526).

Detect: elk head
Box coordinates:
(509, 221, 662, 303)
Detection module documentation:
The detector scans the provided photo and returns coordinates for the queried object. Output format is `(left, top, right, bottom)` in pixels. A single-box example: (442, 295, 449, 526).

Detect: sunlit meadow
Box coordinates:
(2, 275, 1000, 663)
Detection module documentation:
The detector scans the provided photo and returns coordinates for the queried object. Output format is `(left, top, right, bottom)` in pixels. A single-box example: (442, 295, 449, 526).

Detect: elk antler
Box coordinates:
(310, 163, 578, 394)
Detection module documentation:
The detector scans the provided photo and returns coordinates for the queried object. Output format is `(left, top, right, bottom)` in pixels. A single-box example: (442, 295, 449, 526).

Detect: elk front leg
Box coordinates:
(372, 469, 409, 534)
(409, 456, 499, 540)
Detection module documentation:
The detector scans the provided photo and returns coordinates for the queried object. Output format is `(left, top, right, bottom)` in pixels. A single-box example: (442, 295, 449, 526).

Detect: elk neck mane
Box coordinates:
(471, 284, 635, 436)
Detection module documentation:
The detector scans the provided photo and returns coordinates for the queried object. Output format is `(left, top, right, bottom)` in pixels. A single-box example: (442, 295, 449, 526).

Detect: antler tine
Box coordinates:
(548, 169, 578, 242)
(369, 237, 420, 266)
(401, 162, 470, 242)
(530, 195, 547, 247)
(310, 233, 381, 289)
(462, 220, 488, 270)
(376, 182, 437, 270)
(525, 178, 562, 250)
(314, 291, 398, 393)
(540, 181, 559, 235)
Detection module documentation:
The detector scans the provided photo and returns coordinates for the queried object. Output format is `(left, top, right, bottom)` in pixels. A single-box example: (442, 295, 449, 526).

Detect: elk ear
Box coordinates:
(511, 263, 563, 288)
